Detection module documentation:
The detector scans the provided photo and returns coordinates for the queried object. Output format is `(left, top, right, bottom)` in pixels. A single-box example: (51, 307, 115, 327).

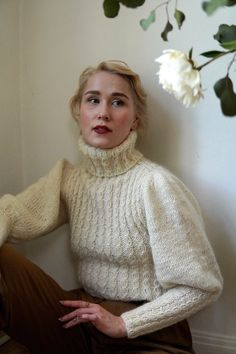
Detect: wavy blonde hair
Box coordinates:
(69, 60, 148, 132)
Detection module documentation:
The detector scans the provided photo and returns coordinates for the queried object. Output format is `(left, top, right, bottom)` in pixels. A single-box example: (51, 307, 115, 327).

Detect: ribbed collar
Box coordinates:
(78, 131, 143, 177)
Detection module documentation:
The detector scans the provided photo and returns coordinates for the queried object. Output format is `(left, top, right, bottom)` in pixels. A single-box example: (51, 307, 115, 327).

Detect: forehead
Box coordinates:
(83, 71, 132, 95)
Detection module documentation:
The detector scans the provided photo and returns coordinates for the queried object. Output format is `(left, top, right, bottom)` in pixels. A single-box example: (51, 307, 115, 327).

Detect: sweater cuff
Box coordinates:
(0, 214, 11, 246)
(121, 310, 150, 338)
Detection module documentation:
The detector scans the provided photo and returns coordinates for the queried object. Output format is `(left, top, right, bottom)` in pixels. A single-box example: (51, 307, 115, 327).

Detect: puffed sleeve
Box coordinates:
(121, 167, 223, 338)
(0, 159, 69, 246)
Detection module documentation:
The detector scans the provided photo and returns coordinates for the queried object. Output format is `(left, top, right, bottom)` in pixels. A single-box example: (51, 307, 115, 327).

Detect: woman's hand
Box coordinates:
(59, 300, 127, 338)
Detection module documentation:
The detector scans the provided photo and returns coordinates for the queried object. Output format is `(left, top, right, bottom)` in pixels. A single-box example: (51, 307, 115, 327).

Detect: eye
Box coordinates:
(87, 96, 100, 105)
(112, 99, 125, 107)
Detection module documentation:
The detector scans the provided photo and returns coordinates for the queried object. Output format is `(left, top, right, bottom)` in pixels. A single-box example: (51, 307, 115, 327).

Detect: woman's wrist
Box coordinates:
(118, 316, 128, 337)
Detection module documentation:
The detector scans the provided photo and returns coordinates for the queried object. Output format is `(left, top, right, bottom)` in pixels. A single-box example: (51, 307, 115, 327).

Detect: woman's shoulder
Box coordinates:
(138, 158, 197, 200)
(43, 159, 85, 188)
(137, 158, 178, 184)
(53, 158, 82, 175)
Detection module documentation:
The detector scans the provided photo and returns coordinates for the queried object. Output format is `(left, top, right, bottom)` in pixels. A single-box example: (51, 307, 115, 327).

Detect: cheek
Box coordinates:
(79, 108, 90, 127)
(118, 111, 137, 131)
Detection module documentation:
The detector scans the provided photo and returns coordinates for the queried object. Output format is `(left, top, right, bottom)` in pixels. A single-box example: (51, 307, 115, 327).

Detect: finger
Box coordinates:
(80, 313, 97, 322)
(59, 306, 97, 323)
(59, 309, 79, 322)
(60, 300, 91, 308)
(62, 316, 87, 329)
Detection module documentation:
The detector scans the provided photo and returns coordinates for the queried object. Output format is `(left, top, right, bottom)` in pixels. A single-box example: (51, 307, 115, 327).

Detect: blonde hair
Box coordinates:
(69, 60, 148, 132)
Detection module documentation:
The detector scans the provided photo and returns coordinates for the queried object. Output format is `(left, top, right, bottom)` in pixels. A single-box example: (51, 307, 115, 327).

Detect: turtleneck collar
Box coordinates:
(78, 131, 143, 177)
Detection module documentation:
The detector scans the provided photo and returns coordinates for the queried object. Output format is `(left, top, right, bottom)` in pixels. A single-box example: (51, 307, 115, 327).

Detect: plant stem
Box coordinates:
(165, 2, 170, 21)
(154, 0, 171, 12)
(196, 49, 236, 71)
(227, 51, 236, 75)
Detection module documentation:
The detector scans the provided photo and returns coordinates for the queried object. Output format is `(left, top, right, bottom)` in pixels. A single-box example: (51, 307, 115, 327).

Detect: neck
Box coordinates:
(78, 131, 143, 177)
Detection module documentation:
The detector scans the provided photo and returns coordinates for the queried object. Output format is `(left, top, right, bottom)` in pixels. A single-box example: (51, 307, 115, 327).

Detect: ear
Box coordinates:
(131, 117, 138, 131)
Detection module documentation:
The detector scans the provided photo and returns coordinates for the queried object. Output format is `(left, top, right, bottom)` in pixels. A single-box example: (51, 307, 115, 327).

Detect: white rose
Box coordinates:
(155, 49, 203, 108)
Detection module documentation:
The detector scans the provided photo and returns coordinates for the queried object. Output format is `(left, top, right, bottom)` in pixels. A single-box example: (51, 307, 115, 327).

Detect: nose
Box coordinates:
(95, 98, 111, 121)
(97, 113, 110, 121)
(97, 102, 110, 121)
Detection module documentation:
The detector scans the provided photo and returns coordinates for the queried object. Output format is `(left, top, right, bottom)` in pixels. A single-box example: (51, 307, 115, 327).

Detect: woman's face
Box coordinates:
(79, 71, 138, 149)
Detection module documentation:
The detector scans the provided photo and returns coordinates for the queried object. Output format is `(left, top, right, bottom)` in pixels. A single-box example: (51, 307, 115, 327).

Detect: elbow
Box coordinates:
(186, 271, 224, 311)
(200, 274, 223, 306)
(210, 268, 223, 296)
(209, 279, 223, 302)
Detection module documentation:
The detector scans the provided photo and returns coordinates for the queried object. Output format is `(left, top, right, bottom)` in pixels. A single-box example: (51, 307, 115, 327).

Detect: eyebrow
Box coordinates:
(84, 90, 130, 99)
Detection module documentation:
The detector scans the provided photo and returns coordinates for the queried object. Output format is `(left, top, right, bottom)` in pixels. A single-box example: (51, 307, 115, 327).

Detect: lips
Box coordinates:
(93, 125, 112, 134)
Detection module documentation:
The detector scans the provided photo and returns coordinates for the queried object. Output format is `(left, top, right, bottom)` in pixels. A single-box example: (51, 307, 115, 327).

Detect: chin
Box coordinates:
(84, 133, 129, 149)
(86, 138, 115, 149)
(95, 142, 116, 149)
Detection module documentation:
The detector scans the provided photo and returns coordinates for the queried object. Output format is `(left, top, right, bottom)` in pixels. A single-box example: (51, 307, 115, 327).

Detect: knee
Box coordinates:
(0, 243, 16, 258)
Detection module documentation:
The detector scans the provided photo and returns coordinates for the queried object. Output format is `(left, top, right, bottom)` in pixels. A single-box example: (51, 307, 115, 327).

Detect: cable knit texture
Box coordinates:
(0, 131, 223, 338)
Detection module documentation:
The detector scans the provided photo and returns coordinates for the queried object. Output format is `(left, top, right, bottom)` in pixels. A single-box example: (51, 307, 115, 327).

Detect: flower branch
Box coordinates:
(102, 0, 236, 117)
(155, 23, 236, 116)
(196, 50, 235, 71)
(226, 51, 236, 75)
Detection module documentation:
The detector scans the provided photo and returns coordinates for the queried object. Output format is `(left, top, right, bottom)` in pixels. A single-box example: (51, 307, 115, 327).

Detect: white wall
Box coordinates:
(0, 0, 22, 196)
(2, 1, 236, 352)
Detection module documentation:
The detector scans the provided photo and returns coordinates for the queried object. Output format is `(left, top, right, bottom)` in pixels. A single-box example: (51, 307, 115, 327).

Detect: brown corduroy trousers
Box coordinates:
(0, 244, 196, 354)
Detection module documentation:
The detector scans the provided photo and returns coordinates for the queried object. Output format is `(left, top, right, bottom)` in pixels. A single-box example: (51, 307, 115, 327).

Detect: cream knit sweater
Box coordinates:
(0, 132, 223, 338)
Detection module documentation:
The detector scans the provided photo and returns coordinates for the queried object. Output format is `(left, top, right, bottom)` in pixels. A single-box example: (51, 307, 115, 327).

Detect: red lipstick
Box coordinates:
(93, 125, 112, 134)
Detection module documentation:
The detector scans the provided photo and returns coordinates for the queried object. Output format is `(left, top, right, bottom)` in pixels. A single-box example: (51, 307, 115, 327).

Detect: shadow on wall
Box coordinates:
(137, 92, 197, 181)
(189, 177, 235, 335)
(203, 185, 235, 325)
(137, 94, 233, 342)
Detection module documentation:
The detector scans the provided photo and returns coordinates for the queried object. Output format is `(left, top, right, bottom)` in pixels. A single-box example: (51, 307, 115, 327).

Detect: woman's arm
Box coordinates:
(0, 159, 70, 246)
(121, 168, 223, 338)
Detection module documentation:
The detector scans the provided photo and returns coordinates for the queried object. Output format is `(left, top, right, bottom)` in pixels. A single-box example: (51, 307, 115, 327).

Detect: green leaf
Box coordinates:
(161, 21, 173, 42)
(140, 10, 155, 31)
(200, 50, 227, 58)
(214, 77, 229, 97)
(188, 47, 193, 60)
(202, 0, 235, 15)
(174, 9, 186, 29)
(214, 76, 236, 117)
(221, 89, 236, 116)
(214, 24, 236, 49)
(103, 0, 120, 18)
(118, 0, 146, 8)
(221, 40, 236, 50)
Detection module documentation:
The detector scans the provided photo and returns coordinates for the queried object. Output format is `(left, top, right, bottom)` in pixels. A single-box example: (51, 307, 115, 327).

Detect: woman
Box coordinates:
(0, 60, 223, 353)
